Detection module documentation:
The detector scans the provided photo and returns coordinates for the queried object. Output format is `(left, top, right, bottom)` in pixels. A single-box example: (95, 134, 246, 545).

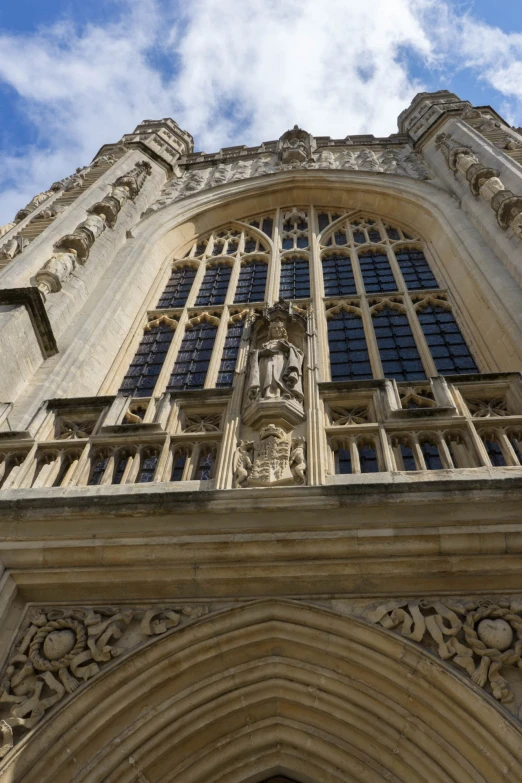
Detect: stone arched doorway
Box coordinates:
(1, 600, 521, 782)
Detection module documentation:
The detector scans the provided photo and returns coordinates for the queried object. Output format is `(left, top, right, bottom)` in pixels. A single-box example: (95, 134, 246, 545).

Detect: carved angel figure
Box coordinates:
(233, 440, 253, 487)
(290, 438, 306, 484)
(247, 319, 304, 403)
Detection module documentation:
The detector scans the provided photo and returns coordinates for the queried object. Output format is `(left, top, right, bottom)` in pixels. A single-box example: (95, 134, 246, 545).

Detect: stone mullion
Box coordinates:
(75, 442, 95, 486)
(435, 433, 454, 469)
(205, 312, 226, 389)
(305, 304, 328, 486)
(349, 437, 361, 474)
(215, 314, 253, 489)
(405, 297, 439, 378)
(310, 206, 328, 382)
(362, 301, 384, 380)
(411, 433, 427, 470)
(225, 250, 242, 306)
(497, 430, 521, 466)
(188, 443, 201, 481)
(378, 425, 395, 472)
(10, 444, 38, 489)
(266, 207, 281, 305)
(60, 453, 81, 487)
(153, 311, 189, 397)
(123, 451, 140, 484)
(464, 420, 491, 467)
(185, 260, 205, 309)
(154, 436, 171, 482)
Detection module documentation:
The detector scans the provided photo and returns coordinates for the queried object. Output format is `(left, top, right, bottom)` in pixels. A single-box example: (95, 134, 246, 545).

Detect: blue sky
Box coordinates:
(0, 0, 522, 224)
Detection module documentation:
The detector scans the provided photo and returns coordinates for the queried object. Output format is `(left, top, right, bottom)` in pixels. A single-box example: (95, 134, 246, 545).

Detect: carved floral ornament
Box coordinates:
(0, 604, 208, 759)
(367, 597, 522, 717)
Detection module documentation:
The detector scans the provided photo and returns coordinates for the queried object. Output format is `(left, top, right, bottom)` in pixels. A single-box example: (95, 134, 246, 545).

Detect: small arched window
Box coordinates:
(416, 304, 478, 375)
(279, 257, 310, 299)
(419, 437, 443, 470)
(372, 306, 425, 381)
(167, 322, 218, 391)
(156, 266, 197, 309)
(327, 311, 372, 381)
(322, 254, 356, 297)
(234, 261, 267, 303)
(88, 452, 109, 486)
(137, 448, 159, 483)
(119, 324, 174, 398)
(195, 264, 232, 306)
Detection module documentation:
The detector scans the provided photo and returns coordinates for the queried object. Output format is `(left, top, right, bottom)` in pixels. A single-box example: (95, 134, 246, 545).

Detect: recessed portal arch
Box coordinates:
(1, 600, 522, 783)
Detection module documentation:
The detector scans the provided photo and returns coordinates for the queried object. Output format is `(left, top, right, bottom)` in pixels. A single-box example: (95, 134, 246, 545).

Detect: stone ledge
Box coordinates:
(0, 287, 58, 358)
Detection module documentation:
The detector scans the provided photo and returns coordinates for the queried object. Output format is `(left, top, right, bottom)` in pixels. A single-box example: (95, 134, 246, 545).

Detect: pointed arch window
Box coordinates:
(416, 304, 478, 375)
(234, 260, 267, 303)
(327, 310, 372, 381)
(119, 323, 174, 397)
(279, 256, 310, 300)
(372, 306, 425, 381)
(156, 265, 197, 309)
(195, 264, 232, 306)
(167, 321, 218, 391)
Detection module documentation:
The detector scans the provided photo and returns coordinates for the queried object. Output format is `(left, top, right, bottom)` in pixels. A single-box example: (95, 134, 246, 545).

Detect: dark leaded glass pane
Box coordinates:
(510, 437, 522, 464)
(261, 218, 274, 238)
(337, 447, 352, 474)
(372, 307, 425, 381)
(421, 441, 442, 470)
(138, 454, 158, 483)
(484, 439, 507, 466)
(119, 325, 174, 398)
(395, 249, 438, 290)
(359, 445, 379, 472)
(171, 454, 187, 481)
(328, 313, 372, 381)
(318, 213, 330, 232)
(113, 455, 129, 484)
(167, 323, 217, 391)
(196, 451, 214, 480)
(400, 443, 416, 470)
(234, 262, 267, 303)
(322, 255, 356, 296)
(195, 265, 232, 306)
(88, 456, 108, 486)
(386, 226, 401, 241)
(279, 258, 310, 300)
(156, 267, 197, 309)
(417, 306, 478, 375)
(359, 251, 398, 293)
(217, 323, 244, 387)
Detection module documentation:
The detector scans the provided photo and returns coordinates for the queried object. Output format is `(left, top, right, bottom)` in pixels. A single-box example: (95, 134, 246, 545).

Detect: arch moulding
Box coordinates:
(1, 600, 521, 783)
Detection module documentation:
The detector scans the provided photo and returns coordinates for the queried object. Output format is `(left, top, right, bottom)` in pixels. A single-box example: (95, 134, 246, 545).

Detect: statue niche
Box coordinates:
(243, 303, 306, 430)
(247, 318, 304, 404)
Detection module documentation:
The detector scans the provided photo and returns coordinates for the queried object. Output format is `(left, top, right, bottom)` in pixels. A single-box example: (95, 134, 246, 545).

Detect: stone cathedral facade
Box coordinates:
(0, 89, 522, 782)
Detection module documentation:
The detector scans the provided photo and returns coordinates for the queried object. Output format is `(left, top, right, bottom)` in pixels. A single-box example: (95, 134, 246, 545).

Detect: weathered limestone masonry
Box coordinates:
(1, 91, 522, 782)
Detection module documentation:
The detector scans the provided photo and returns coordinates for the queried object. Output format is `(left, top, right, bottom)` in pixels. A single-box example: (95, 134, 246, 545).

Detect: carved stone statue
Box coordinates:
(0, 222, 16, 240)
(183, 169, 209, 194)
(316, 149, 337, 169)
(208, 163, 230, 186)
(233, 440, 253, 487)
(341, 151, 358, 170)
(278, 126, 316, 165)
(357, 149, 380, 171)
(246, 318, 304, 403)
(229, 160, 252, 180)
(0, 235, 27, 262)
(290, 438, 306, 484)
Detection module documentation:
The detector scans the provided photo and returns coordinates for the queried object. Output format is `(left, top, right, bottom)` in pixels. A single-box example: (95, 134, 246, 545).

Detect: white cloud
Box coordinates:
(0, 0, 521, 224)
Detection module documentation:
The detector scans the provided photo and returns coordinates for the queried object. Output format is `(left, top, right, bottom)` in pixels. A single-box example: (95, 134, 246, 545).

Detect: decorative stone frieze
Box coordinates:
(0, 603, 209, 758)
(145, 144, 434, 214)
(367, 597, 522, 717)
